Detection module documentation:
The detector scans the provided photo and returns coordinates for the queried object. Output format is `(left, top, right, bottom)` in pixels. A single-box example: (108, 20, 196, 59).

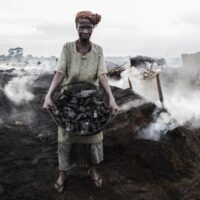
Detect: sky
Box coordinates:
(0, 0, 200, 57)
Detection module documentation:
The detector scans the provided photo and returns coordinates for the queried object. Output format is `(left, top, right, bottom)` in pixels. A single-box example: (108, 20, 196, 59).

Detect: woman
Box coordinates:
(43, 11, 118, 193)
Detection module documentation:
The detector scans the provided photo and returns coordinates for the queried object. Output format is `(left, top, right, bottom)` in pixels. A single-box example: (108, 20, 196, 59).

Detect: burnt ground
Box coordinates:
(1, 71, 200, 200)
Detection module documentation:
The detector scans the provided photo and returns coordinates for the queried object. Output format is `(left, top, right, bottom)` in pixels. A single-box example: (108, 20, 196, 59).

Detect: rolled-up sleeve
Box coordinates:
(97, 47, 108, 77)
(55, 44, 68, 75)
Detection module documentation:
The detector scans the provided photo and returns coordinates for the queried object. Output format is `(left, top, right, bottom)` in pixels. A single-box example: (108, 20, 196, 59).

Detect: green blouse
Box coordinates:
(55, 41, 108, 144)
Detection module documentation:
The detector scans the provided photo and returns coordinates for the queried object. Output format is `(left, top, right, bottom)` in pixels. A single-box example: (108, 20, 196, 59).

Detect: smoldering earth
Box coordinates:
(1, 55, 200, 200)
(109, 60, 200, 140)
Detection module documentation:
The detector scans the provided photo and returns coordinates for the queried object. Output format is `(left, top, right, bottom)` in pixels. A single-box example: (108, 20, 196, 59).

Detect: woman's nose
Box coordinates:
(82, 28, 90, 33)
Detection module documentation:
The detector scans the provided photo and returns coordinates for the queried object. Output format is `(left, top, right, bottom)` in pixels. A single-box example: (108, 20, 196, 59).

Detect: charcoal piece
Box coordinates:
(82, 113, 87, 118)
(79, 106, 86, 112)
(75, 90, 96, 98)
(74, 113, 85, 121)
(96, 122, 101, 129)
(93, 100, 103, 105)
(97, 112, 104, 118)
(80, 130, 85, 135)
(79, 121, 85, 132)
(93, 110, 98, 118)
(90, 123, 97, 132)
(78, 99, 85, 105)
(100, 118, 107, 123)
(70, 124, 75, 132)
(66, 126, 71, 132)
(83, 121, 90, 132)
(65, 103, 77, 109)
(86, 106, 90, 110)
(85, 112, 91, 117)
(65, 122, 70, 129)
(67, 110, 76, 119)
(64, 107, 69, 112)
(74, 121, 79, 131)
(70, 97, 78, 104)
(83, 98, 91, 106)
(101, 105, 108, 113)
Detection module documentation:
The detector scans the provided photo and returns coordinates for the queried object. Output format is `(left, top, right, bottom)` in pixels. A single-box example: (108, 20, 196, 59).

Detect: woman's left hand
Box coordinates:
(109, 98, 118, 116)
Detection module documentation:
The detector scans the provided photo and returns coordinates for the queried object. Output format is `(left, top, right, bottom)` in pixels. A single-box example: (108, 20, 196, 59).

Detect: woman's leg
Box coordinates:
(54, 170, 65, 193)
(88, 164, 102, 187)
(56, 170, 65, 185)
(54, 143, 71, 193)
(88, 142, 104, 187)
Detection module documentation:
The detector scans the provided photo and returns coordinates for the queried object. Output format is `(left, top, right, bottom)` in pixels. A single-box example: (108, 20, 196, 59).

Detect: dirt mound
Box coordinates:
(1, 71, 200, 200)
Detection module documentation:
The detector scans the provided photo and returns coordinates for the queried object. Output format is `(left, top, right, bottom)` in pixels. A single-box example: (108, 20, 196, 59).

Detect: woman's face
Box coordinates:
(76, 19, 94, 40)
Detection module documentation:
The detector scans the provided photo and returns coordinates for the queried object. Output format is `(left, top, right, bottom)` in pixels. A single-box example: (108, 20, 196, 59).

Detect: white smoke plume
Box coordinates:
(164, 89, 200, 128)
(0, 57, 56, 126)
(4, 76, 35, 105)
(137, 109, 178, 141)
(118, 99, 147, 112)
(109, 61, 200, 140)
(1, 57, 56, 105)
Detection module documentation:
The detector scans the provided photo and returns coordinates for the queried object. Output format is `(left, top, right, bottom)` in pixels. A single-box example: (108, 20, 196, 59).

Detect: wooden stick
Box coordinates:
(128, 77, 133, 89)
(156, 74, 164, 108)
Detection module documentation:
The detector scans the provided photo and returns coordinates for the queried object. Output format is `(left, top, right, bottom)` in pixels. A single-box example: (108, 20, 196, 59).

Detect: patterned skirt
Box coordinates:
(58, 141, 103, 171)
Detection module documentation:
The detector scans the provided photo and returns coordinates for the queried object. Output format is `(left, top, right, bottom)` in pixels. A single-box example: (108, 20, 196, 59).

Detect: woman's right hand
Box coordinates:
(43, 96, 53, 110)
(42, 72, 64, 111)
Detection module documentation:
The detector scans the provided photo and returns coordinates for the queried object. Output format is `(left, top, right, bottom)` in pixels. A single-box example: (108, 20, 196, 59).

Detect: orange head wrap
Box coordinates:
(75, 11, 101, 26)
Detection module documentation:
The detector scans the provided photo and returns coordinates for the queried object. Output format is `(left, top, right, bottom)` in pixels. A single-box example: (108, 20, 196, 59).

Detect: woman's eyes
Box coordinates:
(79, 26, 93, 30)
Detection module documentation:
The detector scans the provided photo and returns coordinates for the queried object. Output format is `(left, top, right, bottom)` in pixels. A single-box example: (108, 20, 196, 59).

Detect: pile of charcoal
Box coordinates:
(130, 56, 166, 67)
(49, 82, 110, 136)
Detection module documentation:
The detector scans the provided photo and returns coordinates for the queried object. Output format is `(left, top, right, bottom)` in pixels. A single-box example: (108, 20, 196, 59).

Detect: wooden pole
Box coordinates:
(156, 73, 164, 108)
(128, 77, 133, 89)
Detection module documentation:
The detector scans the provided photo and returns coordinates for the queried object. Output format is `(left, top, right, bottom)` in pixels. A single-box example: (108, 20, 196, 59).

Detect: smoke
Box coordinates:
(118, 99, 147, 112)
(109, 61, 200, 140)
(164, 88, 200, 128)
(1, 54, 199, 139)
(0, 57, 55, 126)
(137, 109, 178, 141)
(1, 57, 55, 105)
(4, 76, 35, 105)
(160, 59, 200, 128)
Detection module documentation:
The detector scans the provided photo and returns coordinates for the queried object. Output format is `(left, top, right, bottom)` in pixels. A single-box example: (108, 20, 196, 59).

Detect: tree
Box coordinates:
(8, 47, 23, 58)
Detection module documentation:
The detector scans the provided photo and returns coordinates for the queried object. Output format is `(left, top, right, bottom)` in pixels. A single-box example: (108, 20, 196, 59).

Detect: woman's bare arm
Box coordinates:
(98, 73, 118, 115)
(46, 72, 65, 97)
(43, 72, 64, 110)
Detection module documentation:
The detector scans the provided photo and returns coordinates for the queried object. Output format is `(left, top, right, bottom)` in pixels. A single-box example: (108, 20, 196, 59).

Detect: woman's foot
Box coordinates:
(54, 171, 65, 193)
(88, 166, 103, 188)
